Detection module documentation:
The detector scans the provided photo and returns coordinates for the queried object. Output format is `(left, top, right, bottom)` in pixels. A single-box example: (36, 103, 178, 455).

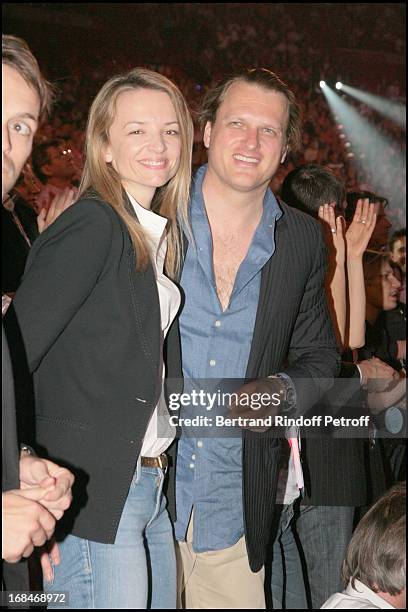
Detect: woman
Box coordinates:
(13, 68, 193, 608)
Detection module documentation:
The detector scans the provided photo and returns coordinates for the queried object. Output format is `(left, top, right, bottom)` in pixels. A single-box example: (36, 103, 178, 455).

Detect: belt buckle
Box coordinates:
(157, 455, 164, 469)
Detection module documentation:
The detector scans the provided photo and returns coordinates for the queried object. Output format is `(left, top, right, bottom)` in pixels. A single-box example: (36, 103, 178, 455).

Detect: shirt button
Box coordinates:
(215, 320, 221, 327)
(192, 454, 196, 460)
(189, 463, 195, 469)
(209, 359, 216, 367)
(197, 440, 203, 448)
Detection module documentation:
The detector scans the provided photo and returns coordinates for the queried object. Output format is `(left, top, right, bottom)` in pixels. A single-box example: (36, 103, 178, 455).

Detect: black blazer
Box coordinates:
(168, 201, 340, 572)
(2, 326, 30, 591)
(12, 197, 181, 543)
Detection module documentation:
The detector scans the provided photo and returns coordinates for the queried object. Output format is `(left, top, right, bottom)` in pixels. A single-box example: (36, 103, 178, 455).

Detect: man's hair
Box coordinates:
(280, 164, 345, 216)
(31, 139, 65, 183)
(389, 228, 406, 252)
(345, 190, 388, 223)
(198, 68, 302, 153)
(2, 34, 53, 121)
(342, 482, 406, 596)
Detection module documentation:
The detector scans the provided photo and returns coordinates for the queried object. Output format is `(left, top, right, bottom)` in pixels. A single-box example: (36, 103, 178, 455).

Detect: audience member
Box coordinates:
(2, 33, 74, 593)
(322, 482, 406, 609)
(389, 229, 406, 304)
(31, 138, 80, 214)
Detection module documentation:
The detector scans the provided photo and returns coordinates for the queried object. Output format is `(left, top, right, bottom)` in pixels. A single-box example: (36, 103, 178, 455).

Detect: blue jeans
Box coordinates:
(45, 464, 176, 609)
(271, 503, 354, 609)
(270, 504, 308, 610)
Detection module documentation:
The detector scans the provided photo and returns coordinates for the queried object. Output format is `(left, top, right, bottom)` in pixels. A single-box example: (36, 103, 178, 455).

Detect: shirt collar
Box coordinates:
(345, 580, 395, 609)
(190, 164, 282, 234)
(126, 191, 168, 260)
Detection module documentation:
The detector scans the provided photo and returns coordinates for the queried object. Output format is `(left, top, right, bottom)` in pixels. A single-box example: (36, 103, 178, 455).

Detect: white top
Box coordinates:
(127, 192, 180, 457)
(321, 580, 395, 609)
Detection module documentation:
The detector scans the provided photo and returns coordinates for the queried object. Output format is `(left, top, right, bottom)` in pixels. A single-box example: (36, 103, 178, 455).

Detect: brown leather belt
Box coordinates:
(141, 454, 168, 469)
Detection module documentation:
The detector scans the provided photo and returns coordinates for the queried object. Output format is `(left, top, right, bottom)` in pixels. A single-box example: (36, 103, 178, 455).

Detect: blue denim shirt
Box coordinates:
(175, 165, 282, 552)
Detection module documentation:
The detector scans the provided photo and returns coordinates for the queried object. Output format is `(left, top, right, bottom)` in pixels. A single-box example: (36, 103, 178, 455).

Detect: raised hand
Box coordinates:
(345, 198, 377, 259)
(318, 203, 346, 264)
(37, 186, 78, 234)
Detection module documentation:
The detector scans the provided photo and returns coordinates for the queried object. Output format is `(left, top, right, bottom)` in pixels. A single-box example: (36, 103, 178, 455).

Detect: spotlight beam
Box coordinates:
(321, 84, 406, 214)
(341, 84, 406, 129)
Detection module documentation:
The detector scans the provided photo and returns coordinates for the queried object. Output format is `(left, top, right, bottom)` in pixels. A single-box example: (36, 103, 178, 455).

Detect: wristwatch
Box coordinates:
(268, 374, 297, 415)
(20, 444, 36, 456)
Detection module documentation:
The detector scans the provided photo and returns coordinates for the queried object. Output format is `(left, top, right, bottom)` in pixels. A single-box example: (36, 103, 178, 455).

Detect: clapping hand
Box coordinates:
(345, 198, 377, 259)
(318, 203, 346, 264)
(37, 187, 78, 234)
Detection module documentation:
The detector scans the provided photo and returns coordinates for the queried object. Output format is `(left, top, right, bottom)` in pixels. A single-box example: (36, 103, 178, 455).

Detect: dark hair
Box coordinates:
(31, 138, 65, 183)
(2, 34, 54, 122)
(342, 482, 406, 596)
(389, 228, 406, 252)
(345, 190, 388, 223)
(198, 68, 302, 153)
(280, 164, 345, 216)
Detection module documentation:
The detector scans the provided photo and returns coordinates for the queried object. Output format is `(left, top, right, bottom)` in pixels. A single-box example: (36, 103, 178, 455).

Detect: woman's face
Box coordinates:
(105, 88, 181, 207)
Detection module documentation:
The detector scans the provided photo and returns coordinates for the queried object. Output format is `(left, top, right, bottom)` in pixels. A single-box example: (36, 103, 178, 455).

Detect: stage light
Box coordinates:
(319, 80, 326, 88)
(340, 83, 405, 128)
(335, 82, 343, 90)
(320, 84, 406, 215)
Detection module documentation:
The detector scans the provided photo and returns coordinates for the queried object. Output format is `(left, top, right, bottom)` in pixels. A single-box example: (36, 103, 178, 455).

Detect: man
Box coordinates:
(389, 228, 406, 304)
(345, 190, 392, 251)
(270, 164, 393, 609)
(322, 482, 406, 609)
(31, 138, 80, 214)
(172, 69, 340, 609)
(2, 34, 74, 592)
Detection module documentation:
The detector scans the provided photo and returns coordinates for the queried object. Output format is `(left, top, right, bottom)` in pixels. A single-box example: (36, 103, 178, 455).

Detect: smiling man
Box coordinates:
(171, 69, 340, 609)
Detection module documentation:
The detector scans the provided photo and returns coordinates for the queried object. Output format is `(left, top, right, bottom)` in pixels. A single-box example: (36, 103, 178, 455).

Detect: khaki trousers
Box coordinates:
(177, 515, 266, 609)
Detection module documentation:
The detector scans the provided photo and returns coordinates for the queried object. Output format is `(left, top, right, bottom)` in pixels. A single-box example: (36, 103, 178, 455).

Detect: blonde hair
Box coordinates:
(79, 68, 193, 278)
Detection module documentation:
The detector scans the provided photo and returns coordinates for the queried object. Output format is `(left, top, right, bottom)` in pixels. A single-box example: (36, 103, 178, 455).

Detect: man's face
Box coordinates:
(203, 81, 289, 194)
(390, 236, 406, 274)
(365, 259, 401, 312)
(2, 64, 40, 200)
(42, 144, 78, 182)
(369, 201, 392, 248)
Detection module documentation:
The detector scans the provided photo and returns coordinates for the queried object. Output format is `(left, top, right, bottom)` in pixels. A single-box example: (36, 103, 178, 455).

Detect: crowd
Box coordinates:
(6, 4, 405, 229)
(2, 20, 406, 612)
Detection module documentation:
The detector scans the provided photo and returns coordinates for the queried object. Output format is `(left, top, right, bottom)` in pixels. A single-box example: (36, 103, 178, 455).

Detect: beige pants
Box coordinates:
(177, 515, 266, 609)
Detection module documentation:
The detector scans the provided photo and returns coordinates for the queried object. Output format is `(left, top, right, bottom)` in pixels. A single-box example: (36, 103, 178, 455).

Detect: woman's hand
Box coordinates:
(318, 203, 346, 264)
(345, 198, 377, 260)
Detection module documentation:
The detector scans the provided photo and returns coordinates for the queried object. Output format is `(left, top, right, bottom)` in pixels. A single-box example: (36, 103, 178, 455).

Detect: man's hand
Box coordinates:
(345, 198, 377, 260)
(358, 356, 399, 392)
(2, 488, 56, 563)
(20, 454, 74, 520)
(229, 378, 283, 432)
(37, 187, 78, 234)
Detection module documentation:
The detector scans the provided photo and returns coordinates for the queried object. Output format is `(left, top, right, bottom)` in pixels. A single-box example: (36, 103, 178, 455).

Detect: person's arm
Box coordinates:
(282, 222, 341, 414)
(12, 199, 113, 372)
(345, 198, 377, 349)
(230, 222, 340, 426)
(367, 376, 406, 415)
(318, 203, 347, 351)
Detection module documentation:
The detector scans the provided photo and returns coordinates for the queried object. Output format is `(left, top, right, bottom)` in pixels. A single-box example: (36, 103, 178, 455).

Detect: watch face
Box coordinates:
(384, 407, 404, 434)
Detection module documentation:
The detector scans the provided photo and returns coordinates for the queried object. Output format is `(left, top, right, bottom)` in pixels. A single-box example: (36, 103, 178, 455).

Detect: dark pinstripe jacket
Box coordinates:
(167, 200, 340, 572)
